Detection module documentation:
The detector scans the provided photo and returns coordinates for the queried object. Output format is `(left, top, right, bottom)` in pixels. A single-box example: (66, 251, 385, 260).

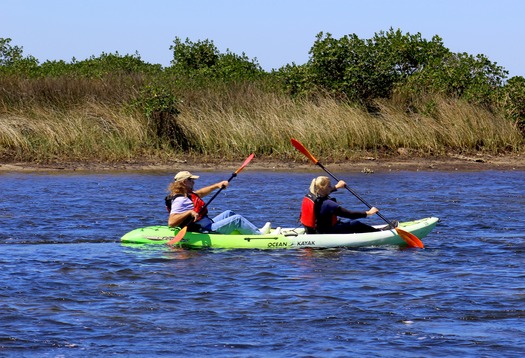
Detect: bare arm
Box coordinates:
(168, 210, 198, 228)
(194, 180, 229, 197)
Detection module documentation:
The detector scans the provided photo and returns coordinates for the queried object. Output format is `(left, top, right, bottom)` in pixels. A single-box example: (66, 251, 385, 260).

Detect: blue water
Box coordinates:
(1, 169, 524, 357)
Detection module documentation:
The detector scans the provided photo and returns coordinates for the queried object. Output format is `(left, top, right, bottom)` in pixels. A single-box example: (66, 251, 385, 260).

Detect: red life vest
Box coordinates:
(165, 192, 208, 221)
(300, 193, 317, 228)
(300, 192, 337, 232)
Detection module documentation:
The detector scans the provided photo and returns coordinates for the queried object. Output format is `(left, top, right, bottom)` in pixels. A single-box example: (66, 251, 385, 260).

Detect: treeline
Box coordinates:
(0, 29, 524, 163)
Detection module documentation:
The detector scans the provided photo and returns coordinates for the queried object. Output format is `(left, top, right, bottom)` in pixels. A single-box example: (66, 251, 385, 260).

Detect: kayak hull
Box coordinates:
(120, 217, 439, 249)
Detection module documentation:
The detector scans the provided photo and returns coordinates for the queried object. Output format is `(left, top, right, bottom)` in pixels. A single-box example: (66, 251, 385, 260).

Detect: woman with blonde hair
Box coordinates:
(300, 176, 393, 234)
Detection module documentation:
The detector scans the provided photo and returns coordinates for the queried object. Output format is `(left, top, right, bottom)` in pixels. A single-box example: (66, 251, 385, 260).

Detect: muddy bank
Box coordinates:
(1, 153, 524, 173)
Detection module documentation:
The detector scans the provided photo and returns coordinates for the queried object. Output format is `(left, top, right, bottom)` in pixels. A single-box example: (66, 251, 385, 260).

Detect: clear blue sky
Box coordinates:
(2, 0, 524, 78)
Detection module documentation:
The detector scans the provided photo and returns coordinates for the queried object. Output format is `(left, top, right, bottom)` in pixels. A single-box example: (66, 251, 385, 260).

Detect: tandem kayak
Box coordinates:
(120, 217, 439, 249)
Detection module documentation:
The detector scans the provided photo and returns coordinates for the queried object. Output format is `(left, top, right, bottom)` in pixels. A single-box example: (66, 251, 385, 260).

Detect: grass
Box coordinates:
(0, 103, 154, 162)
(0, 79, 523, 164)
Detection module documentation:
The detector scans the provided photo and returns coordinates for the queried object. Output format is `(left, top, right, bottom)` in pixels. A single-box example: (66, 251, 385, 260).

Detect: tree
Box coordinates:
(0, 38, 24, 66)
(501, 76, 525, 132)
(0, 37, 39, 75)
(169, 37, 263, 81)
(170, 37, 220, 71)
(298, 29, 451, 104)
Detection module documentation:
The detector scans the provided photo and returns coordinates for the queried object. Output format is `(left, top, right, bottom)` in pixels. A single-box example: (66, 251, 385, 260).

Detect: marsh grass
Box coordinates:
(0, 80, 523, 163)
(0, 103, 155, 162)
(175, 89, 523, 161)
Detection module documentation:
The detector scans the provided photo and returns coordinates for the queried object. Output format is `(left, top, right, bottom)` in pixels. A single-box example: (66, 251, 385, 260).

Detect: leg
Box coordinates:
(211, 214, 261, 235)
(332, 220, 380, 234)
(211, 210, 236, 222)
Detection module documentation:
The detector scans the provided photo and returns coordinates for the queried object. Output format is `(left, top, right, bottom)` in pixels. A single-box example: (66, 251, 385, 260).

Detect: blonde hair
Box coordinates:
(167, 180, 188, 196)
(309, 176, 331, 196)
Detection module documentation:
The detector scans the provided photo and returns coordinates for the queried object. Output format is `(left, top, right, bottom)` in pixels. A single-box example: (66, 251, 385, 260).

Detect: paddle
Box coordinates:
(167, 153, 255, 246)
(290, 138, 424, 248)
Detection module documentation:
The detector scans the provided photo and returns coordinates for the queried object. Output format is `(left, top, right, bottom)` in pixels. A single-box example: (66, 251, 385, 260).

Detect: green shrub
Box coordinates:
(132, 84, 190, 150)
(286, 28, 451, 105)
(169, 37, 264, 82)
(501, 76, 525, 133)
(277, 28, 509, 116)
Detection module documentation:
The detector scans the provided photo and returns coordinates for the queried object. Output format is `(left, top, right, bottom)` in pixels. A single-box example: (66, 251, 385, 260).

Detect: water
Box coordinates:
(1, 169, 524, 357)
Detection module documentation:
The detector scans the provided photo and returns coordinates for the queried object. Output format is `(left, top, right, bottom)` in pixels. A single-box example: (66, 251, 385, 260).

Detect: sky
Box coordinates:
(2, 0, 524, 78)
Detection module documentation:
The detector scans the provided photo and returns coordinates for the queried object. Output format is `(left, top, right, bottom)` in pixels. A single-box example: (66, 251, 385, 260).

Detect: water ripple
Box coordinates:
(1, 171, 525, 356)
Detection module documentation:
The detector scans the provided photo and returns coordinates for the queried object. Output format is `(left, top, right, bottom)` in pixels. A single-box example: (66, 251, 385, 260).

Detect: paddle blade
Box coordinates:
(167, 226, 187, 246)
(291, 138, 319, 165)
(396, 227, 424, 249)
(235, 153, 255, 175)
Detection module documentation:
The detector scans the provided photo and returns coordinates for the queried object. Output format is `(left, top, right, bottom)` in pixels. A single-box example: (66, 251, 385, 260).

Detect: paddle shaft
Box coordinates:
(186, 153, 254, 223)
(198, 172, 237, 213)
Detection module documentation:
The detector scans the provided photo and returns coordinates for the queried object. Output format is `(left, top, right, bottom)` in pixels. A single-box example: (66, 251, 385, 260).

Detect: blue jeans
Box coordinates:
(198, 210, 261, 235)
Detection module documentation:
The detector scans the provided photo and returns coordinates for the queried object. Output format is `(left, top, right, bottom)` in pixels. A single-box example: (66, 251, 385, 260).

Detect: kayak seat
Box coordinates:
(381, 220, 399, 231)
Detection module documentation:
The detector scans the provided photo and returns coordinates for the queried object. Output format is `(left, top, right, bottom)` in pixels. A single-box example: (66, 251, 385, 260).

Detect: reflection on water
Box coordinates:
(0, 170, 524, 356)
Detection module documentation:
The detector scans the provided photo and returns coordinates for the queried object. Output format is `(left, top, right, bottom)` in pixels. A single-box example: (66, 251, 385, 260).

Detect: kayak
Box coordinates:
(120, 217, 439, 249)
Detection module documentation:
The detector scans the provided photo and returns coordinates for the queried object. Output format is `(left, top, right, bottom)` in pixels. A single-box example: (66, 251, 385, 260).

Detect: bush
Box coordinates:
(277, 28, 509, 114)
(169, 37, 264, 82)
(501, 76, 525, 133)
(283, 29, 451, 105)
(397, 52, 507, 112)
(132, 84, 190, 150)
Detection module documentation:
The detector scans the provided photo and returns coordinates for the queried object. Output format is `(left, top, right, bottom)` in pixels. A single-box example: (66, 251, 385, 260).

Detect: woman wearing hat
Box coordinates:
(166, 170, 263, 235)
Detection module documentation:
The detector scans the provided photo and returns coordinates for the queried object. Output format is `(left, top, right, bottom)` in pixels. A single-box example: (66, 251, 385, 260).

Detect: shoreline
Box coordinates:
(1, 153, 524, 173)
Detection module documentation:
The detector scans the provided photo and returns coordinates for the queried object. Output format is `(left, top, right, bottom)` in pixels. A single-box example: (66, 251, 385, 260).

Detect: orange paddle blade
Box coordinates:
(167, 226, 187, 246)
(235, 153, 255, 174)
(291, 139, 319, 165)
(396, 227, 424, 249)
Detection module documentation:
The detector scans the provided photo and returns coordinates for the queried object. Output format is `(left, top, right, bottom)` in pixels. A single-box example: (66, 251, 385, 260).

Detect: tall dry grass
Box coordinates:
(0, 103, 154, 162)
(175, 88, 523, 161)
(0, 81, 523, 163)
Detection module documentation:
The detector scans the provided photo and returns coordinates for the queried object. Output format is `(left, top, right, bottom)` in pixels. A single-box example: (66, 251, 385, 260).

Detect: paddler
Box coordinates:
(300, 176, 398, 234)
(166, 170, 264, 235)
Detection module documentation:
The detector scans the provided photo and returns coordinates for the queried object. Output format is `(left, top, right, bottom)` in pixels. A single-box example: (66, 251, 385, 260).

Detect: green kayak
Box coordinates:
(120, 217, 439, 249)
